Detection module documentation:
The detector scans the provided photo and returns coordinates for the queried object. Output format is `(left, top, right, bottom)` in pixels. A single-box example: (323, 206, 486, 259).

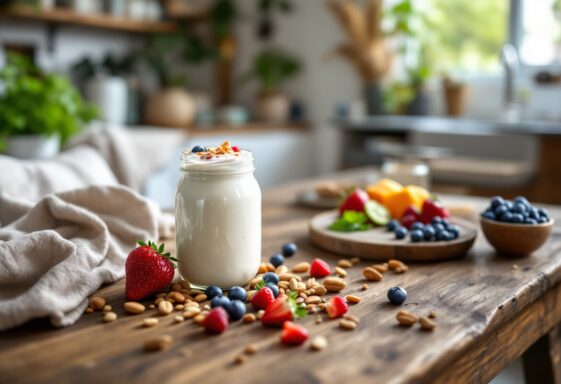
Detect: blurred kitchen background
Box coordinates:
(1, 0, 561, 213)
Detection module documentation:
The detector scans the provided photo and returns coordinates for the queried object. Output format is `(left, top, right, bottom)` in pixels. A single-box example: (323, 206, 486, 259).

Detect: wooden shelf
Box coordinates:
(0, 5, 207, 33)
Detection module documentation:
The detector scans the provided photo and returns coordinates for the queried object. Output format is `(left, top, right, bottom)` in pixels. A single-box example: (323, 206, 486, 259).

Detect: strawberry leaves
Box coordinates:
(287, 291, 307, 320)
(137, 240, 178, 268)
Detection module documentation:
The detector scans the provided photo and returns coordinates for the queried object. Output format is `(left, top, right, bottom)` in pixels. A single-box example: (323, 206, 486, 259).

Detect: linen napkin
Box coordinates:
(0, 185, 160, 331)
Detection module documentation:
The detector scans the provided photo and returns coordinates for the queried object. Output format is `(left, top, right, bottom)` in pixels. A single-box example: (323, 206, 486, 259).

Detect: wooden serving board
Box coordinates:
(309, 210, 477, 261)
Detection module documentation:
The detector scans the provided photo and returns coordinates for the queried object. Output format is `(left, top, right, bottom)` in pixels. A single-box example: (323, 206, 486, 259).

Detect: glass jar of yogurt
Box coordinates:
(175, 142, 261, 289)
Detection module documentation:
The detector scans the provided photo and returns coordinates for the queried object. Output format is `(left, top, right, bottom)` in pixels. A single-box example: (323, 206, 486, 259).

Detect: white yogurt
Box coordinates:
(175, 146, 261, 289)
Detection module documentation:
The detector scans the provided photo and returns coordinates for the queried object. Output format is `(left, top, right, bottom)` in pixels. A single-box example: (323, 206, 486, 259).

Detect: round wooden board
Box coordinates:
(309, 210, 478, 262)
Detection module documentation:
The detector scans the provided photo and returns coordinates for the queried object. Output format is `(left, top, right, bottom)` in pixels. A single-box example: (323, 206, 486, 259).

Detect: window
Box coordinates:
(519, 0, 561, 65)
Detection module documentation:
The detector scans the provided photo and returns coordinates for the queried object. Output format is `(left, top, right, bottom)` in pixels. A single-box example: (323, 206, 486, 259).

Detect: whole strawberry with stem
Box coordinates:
(125, 240, 178, 300)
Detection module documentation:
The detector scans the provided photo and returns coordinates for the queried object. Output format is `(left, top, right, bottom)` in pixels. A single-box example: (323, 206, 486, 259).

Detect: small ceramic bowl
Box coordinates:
(480, 217, 554, 257)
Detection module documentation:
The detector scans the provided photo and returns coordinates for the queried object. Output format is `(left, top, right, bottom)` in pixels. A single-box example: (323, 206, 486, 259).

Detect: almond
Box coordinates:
(142, 318, 159, 327)
(194, 293, 208, 302)
(323, 277, 346, 292)
(292, 262, 310, 273)
(310, 336, 328, 351)
(144, 335, 172, 352)
(335, 267, 347, 278)
(158, 300, 173, 316)
(168, 291, 185, 303)
(396, 310, 418, 326)
(89, 296, 106, 310)
(305, 295, 321, 305)
(339, 319, 357, 330)
(337, 259, 353, 268)
(419, 316, 436, 331)
(345, 295, 361, 304)
(103, 312, 117, 322)
(183, 307, 201, 319)
(362, 267, 383, 281)
(350, 257, 361, 265)
(123, 301, 145, 314)
(242, 313, 256, 323)
(371, 263, 388, 273)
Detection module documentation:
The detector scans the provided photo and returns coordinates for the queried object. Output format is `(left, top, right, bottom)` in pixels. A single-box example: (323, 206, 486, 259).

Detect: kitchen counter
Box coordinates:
(339, 115, 561, 136)
(1, 168, 561, 383)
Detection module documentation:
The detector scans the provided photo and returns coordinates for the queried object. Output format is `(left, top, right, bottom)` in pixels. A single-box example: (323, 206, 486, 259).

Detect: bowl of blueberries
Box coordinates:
(481, 196, 554, 257)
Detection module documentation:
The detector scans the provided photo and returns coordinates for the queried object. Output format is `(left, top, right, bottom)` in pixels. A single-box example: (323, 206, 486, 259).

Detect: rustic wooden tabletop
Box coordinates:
(1, 168, 561, 384)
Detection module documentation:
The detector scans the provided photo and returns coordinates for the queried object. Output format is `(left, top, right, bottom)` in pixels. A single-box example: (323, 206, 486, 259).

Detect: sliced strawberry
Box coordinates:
(203, 307, 229, 334)
(339, 188, 369, 214)
(401, 213, 418, 229)
(280, 321, 309, 346)
(261, 292, 307, 327)
(420, 199, 450, 224)
(250, 287, 275, 310)
(326, 296, 349, 319)
(231, 145, 240, 152)
(402, 205, 421, 220)
(310, 258, 331, 278)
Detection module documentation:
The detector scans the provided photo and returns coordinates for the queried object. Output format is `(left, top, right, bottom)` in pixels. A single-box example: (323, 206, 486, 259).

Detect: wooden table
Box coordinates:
(2, 168, 561, 384)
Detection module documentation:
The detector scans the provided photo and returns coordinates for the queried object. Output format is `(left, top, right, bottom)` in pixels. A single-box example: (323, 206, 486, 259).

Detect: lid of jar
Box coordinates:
(181, 149, 254, 175)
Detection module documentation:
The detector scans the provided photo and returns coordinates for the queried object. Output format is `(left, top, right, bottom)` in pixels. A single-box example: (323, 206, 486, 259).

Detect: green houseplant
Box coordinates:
(240, 47, 301, 122)
(0, 54, 97, 158)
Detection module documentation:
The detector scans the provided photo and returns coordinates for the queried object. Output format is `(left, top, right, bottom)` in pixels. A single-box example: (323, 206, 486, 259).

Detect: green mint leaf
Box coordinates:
(255, 280, 266, 290)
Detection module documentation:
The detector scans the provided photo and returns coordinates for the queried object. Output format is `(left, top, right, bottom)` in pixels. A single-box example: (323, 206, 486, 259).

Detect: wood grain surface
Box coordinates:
(309, 210, 477, 261)
(2, 168, 561, 384)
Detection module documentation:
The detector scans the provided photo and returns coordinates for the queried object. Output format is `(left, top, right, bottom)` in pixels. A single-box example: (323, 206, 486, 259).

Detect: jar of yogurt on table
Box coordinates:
(175, 141, 261, 289)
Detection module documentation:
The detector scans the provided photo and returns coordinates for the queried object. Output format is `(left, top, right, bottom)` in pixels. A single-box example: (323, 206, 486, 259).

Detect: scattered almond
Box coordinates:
(234, 355, 247, 365)
(158, 300, 173, 316)
(143, 318, 159, 327)
(180, 280, 191, 289)
(339, 319, 357, 330)
(419, 316, 436, 331)
(174, 315, 184, 324)
(266, 263, 276, 272)
(396, 310, 418, 326)
(323, 277, 346, 292)
(258, 263, 268, 274)
(89, 296, 106, 310)
(244, 343, 258, 355)
(144, 335, 172, 352)
(85, 307, 94, 314)
(276, 265, 288, 275)
(193, 313, 207, 325)
(171, 283, 182, 292)
(175, 304, 185, 311)
(315, 316, 323, 324)
(124, 301, 145, 314)
(343, 314, 360, 324)
(350, 257, 361, 265)
(183, 307, 201, 319)
(168, 291, 185, 303)
(305, 295, 321, 305)
(256, 310, 265, 319)
(335, 267, 347, 278)
(362, 267, 383, 281)
(103, 312, 117, 322)
(194, 293, 208, 302)
(345, 295, 361, 304)
(361, 284, 369, 291)
(242, 313, 256, 323)
(102, 305, 112, 313)
(337, 259, 353, 268)
(395, 265, 408, 274)
(292, 262, 310, 273)
(313, 286, 328, 296)
(310, 336, 328, 351)
(371, 263, 388, 273)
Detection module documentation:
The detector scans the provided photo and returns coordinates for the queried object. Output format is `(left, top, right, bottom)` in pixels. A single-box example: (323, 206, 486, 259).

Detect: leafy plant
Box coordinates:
(0, 53, 97, 146)
(240, 47, 301, 93)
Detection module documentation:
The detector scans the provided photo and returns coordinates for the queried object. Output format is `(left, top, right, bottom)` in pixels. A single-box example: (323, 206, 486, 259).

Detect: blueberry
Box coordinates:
(482, 210, 496, 221)
(191, 145, 205, 153)
(411, 222, 424, 231)
(205, 285, 223, 300)
(211, 295, 230, 309)
(436, 230, 451, 241)
(491, 196, 505, 208)
(538, 216, 549, 224)
(512, 203, 527, 214)
(514, 196, 529, 206)
(433, 223, 445, 232)
(529, 208, 540, 220)
(265, 282, 279, 298)
(387, 219, 399, 231)
(269, 253, 284, 267)
(387, 286, 407, 305)
(494, 204, 508, 217)
(262, 272, 279, 285)
(395, 227, 408, 240)
(499, 211, 513, 222)
(431, 217, 443, 225)
(525, 218, 538, 225)
(512, 213, 524, 223)
(538, 208, 550, 219)
(228, 286, 247, 302)
(422, 225, 435, 241)
(505, 200, 514, 209)
(281, 242, 297, 257)
(410, 229, 423, 242)
(447, 225, 460, 239)
(226, 300, 246, 321)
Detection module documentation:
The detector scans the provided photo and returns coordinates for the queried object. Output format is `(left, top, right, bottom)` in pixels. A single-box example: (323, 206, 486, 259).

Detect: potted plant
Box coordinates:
(240, 47, 301, 123)
(406, 45, 432, 115)
(0, 54, 97, 159)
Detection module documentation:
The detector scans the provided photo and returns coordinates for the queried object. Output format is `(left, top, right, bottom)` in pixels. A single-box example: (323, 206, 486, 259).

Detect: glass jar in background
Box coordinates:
(381, 160, 430, 189)
(175, 144, 261, 289)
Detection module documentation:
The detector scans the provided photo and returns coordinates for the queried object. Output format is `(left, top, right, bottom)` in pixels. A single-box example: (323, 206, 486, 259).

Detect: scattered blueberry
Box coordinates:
(228, 286, 247, 302)
(269, 253, 284, 267)
(411, 222, 424, 231)
(226, 300, 246, 321)
(265, 282, 279, 298)
(262, 272, 279, 285)
(422, 225, 435, 241)
(205, 285, 223, 300)
(410, 229, 423, 242)
(281, 243, 297, 257)
(387, 219, 400, 232)
(191, 145, 205, 153)
(387, 286, 407, 305)
(395, 226, 408, 240)
(210, 295, 230, 309)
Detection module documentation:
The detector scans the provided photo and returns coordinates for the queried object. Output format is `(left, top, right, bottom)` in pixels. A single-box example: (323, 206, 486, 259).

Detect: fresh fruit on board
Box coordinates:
(203, 307, 229, 334)
(338, 188, 369, 214)
(385, 185, 429, 220)
(261, 292, 307, 327)
(389, 217, 460, 242)
(365, 200, 391, 226)
(482, 196, 551, 224)
(329, 211, 372, 232)
(280, 321, 309, 345)
(366, 178, 403, 205)
(420, 199, 450, 224)
(125, 241, 177, 300)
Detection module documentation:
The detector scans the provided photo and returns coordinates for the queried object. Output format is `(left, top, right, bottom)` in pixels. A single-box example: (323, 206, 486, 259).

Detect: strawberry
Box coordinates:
(401, 206, 421, 229)
(250, 287, 275, 310)
(420, 199, 450, 224)
(203, 307, 229, 334)
(280, 321, 309, 346)
(125, 240, 177, 301)
(231, 145, 240, 152)
(339, 188, 369, 215)
(309, 258, 331, 278)
(261, 292, 307, 327)
(326, 296, 349, 318)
